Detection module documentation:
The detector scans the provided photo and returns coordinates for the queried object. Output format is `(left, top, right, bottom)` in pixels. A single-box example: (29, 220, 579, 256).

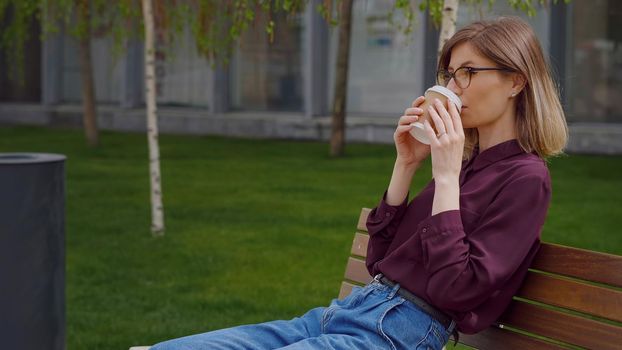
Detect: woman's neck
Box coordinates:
(478, 130, 517, 152)
(477, 109, 518, 152)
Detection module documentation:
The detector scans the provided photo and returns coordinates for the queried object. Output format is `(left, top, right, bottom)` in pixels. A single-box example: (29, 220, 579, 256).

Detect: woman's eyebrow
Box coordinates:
(448, 60, 474, 70)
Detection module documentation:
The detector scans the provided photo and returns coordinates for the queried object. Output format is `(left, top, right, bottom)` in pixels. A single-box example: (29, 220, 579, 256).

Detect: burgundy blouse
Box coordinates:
(366, 139, 551, 334)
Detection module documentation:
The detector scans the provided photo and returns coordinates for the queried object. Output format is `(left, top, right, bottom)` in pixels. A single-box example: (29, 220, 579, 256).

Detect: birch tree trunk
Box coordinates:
(437, 0, 460, 60)
(142, 0, 165, 235)
(329, 0, 354, 157)
(77, 0, 99, 147)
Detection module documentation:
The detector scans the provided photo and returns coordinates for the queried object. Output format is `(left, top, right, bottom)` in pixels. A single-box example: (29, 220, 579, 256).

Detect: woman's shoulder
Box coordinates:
(503, 152, 551, 186)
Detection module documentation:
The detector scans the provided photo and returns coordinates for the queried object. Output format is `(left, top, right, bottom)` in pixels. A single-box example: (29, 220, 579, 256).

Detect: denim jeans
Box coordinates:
(150, 281, 453, 350)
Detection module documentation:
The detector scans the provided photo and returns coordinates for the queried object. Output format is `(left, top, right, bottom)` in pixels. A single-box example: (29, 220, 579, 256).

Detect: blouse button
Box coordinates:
(422, 228, 427, 233)
(385, 212, 391, 217)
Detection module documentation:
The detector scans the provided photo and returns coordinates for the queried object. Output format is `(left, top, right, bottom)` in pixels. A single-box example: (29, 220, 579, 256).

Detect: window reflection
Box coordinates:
(567, 0, 622, 122)
(342, 0, 424, 115)
(157, 28, 212, 108)
(0, 18, 40, 102)
(231, 11, 303, 112)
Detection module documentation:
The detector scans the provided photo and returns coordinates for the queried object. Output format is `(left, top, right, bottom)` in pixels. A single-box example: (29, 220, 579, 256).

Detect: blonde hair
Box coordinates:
(438, 16, 568, 160)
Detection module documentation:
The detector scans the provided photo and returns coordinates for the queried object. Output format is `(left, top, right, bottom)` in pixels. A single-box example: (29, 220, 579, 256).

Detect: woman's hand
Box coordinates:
(394, 96, 431, 168)
(424, 99, 464, 215)
(424, 98, 465, 184)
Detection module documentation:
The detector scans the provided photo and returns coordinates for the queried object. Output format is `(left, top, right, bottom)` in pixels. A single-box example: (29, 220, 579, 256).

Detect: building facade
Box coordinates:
(1, 0, 621, 153)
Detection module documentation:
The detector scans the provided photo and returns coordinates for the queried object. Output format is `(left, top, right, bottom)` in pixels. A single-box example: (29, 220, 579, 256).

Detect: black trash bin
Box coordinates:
(0, 153, 66, 350)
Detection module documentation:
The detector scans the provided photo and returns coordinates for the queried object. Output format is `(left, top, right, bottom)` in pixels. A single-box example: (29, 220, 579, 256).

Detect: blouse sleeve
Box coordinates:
(414, 173, 551, 312)
(365, 191, 409, 276)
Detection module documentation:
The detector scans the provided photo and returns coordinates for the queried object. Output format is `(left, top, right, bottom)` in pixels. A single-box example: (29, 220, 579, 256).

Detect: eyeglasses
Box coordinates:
(437, 66, 515, 89)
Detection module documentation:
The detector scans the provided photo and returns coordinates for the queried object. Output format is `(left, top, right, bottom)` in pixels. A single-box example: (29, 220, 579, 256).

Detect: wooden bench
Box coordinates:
(341, 208, 622, 350)
(132, 207, 622, 350)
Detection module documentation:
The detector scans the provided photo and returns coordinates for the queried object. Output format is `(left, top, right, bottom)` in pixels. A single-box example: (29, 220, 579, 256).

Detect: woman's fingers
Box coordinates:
(427, 102, 447, 136)
(412, 96, 425, 108)
(395, 124, 414, 135)
(433, 99, 455, 136)
(423, 120, 440, 146)
(399, 114, 419, 126)
(448, 101, 465, 138)
(404, 107, 424, 116)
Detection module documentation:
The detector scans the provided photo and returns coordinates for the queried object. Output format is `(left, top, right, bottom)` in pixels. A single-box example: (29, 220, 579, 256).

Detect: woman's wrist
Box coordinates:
(394, 158, 422, 172)
(433, 175, 459, 187)
(431, 176, 460, 216)
(386, 160, 418, 206)
(392, 159, 419, 182)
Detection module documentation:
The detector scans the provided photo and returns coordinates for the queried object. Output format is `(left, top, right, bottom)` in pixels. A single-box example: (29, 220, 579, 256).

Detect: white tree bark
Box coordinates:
(142, 0, 165, 235)
(437, 0, 460, 60)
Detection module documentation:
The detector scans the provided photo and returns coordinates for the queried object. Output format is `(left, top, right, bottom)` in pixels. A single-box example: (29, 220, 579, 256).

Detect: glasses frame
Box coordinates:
(437, 66, 516, 89)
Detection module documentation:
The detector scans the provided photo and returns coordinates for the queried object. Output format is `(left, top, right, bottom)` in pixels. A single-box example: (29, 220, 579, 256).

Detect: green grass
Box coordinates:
(0, 125, 621, 349)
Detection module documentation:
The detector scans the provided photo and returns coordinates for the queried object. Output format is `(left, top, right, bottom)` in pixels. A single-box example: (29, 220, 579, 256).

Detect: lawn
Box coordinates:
(1, 125, 621, 349)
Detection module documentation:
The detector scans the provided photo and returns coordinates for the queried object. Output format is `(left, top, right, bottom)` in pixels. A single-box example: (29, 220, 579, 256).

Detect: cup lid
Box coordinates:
(426, 85, 462, 110)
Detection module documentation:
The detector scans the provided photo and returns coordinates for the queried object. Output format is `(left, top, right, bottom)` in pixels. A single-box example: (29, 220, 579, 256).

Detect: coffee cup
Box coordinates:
(409, 85, 462, 145)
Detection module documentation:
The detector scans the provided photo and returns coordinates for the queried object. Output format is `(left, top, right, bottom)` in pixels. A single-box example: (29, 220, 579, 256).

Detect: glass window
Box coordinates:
(230, 11, 304, 112)
(565, 0, 622, 123)
(63, 28, 215, 108)
(61, 36, 122, 104)
(0, 18, 41, 102)
(157, 28, 213, 108)
(331, 0, 426, 116)
(455, 2, 551, 52)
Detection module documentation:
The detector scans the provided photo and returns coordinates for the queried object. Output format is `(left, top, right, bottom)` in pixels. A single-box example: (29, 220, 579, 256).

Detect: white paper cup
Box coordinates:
(409, 85, 462, 144)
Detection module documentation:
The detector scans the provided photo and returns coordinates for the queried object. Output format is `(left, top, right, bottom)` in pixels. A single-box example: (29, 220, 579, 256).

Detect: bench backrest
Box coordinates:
(340, 208, 622, 350)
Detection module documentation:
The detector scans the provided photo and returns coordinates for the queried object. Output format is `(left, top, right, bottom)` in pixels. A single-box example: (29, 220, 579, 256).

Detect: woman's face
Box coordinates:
(445, 42, 518, 130)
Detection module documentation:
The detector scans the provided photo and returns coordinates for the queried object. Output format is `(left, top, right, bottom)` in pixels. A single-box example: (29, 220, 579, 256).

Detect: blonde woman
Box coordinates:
(151, 16, 567, 350)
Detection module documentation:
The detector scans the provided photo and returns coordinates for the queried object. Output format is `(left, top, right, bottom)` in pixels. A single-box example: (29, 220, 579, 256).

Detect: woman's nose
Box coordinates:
(446, 79, 462, 96)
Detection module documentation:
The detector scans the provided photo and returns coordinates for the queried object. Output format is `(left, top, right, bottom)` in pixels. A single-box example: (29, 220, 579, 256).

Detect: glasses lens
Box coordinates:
(454, 68, 470, 88)
(437, 70, 451, 86)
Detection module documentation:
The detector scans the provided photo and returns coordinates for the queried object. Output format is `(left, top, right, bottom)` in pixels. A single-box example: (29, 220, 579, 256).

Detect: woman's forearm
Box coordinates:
(386, 160, 420, 206)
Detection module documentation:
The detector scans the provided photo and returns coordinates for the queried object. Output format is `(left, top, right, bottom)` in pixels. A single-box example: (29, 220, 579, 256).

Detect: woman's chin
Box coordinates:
(460, 115, 473, 129)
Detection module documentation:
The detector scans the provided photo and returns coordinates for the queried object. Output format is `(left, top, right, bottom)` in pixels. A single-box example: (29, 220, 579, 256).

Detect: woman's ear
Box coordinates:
(511, 73, 527, 96)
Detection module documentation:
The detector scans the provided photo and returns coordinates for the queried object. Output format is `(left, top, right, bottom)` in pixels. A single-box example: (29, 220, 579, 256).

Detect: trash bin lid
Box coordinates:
(0, 153, 66, 164)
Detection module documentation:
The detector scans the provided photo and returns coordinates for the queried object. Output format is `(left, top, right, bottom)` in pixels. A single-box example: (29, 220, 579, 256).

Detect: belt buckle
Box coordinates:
(372, 274, 383, 284)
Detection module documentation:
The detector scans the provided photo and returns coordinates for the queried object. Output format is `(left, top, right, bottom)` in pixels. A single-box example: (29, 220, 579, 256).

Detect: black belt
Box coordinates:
(374, 274, 459, 345)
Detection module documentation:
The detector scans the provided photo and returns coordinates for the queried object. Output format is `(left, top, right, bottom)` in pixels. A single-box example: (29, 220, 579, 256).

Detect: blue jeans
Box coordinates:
(150, 281, 453, 350)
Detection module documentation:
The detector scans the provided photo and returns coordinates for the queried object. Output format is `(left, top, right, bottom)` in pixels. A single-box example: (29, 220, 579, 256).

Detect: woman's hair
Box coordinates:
(438, 16, 568, 160)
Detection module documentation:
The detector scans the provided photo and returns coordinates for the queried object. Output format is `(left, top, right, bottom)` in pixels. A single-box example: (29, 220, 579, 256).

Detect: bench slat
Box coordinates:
(517, 271, 622, 323)
(532, 243, 622, 288)
(344, 257, 373, 285)
(458, 326, 567, 350)
(356, 208, 371, 232)
(499, 300, 622, 350)
(350, 232, 369, 257)
(339, 281, 357, 300)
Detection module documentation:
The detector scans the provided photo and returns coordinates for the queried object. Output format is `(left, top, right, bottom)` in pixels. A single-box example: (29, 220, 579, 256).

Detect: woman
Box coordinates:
(151, 16, 567, 350)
